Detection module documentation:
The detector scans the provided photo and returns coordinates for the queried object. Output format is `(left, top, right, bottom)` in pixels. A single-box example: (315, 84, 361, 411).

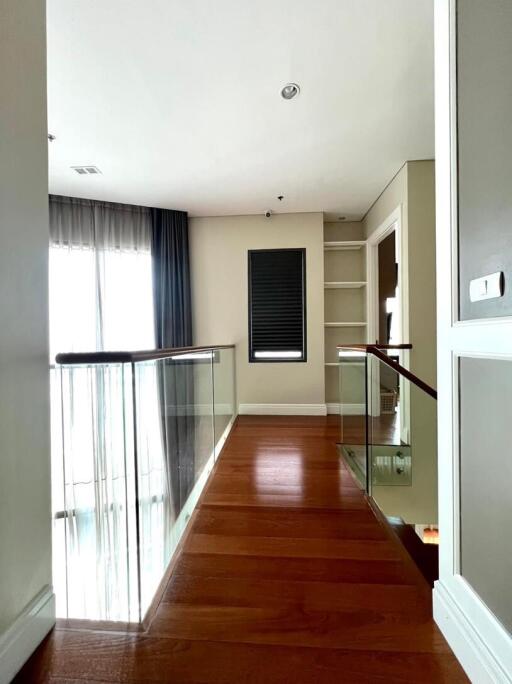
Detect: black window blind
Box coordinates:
(248, 249, 306, 362)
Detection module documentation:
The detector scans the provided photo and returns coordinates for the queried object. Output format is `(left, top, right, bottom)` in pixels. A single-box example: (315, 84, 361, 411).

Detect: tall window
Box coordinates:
(49, 196, 158, 621)
(49, 246, 154, 357)
(49, 197, 154, 358)
(248, 248, 306, 362)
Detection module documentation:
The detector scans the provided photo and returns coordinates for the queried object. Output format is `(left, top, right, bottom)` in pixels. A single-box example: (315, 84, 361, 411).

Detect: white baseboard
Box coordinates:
(0, 586, 55, 684)
(238, 403, 327, 416)
(433, 581, 511, 684)
(327, 403, 365, 415)
(166, 403, 234, 417)
(214, 416, 235, 459)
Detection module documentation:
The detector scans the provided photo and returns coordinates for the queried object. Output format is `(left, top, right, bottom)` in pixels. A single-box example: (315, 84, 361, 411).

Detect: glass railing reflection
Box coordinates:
(52, 345, 236, 622)
(338, 345, 437, 529)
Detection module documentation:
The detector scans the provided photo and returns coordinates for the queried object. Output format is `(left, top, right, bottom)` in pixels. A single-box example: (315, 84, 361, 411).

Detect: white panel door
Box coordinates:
(434, 1, 512, 681)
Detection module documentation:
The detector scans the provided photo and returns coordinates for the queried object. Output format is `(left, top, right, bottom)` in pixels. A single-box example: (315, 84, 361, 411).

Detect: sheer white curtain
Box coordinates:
(49, 195, 163, 621)
(49, 196, 154, 357)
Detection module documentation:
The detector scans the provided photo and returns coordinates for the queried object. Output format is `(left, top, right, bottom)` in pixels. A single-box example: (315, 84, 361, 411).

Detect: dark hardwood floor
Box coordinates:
(14, 415, 467, 683)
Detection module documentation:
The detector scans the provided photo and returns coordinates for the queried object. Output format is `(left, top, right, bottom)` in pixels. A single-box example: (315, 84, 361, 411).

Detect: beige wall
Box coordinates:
(364, 160, 436, 386)
(364, 160, 437, 524)
(407, 161, 437, 387)
(189, 213, 325, 409)
(324, 221, 365, 241)
(0, 0, 53, 674)
(365, 165, 408, 242)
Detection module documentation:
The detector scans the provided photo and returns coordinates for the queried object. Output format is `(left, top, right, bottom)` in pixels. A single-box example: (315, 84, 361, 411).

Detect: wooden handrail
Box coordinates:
(337, 344, 412, 351)
(55, 344, 235, 365)
(337, 343, 437, 400)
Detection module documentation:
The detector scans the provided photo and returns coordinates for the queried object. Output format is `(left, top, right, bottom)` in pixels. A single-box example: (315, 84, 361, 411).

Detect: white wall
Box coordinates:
(189, 213, 325, 413)
(0, 1, 54, 680)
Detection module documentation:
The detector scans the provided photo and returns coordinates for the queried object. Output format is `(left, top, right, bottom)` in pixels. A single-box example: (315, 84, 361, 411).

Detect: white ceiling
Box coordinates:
(46, 0, 434, 219)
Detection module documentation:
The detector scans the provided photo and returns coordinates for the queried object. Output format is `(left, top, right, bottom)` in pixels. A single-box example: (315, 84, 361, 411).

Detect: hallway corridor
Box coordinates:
(15, 416, 466, 683)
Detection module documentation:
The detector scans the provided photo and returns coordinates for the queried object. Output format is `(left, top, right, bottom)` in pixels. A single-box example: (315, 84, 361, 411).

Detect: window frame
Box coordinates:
(247, 247, 307, 363)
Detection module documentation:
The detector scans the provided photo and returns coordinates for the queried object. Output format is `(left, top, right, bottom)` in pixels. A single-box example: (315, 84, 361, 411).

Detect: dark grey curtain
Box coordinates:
(151, 209, 192, 348)
(150, 209, 195, 519)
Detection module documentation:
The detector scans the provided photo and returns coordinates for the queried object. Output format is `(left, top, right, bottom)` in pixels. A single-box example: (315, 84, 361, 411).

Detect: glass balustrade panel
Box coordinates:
(368, 355, 438, 537)
(213, 347, 236, 456)
(338, 351, 368, 488)
(133, 351, 215, 617)
(54, 362, 137, 621)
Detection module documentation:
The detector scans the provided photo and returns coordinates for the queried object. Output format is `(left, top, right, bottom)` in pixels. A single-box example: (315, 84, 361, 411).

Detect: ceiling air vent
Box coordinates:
(71, 165, 102, 175)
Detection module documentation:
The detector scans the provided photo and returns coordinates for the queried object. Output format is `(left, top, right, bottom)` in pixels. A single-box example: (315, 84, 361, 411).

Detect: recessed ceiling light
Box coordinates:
(281, 83, 300, 100)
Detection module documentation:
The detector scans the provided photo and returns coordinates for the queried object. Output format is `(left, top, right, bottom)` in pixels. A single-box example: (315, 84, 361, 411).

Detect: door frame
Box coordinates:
(366, 206, 409, 435)
(433, 2, 512, 681)
(366, 205, 407, 350)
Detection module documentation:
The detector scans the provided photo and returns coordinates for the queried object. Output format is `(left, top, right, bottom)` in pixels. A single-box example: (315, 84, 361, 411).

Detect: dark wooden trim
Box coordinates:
(337, 343, 437, 400)
(337, 343, 413, 351)
(370, 347, 437, 400)
(386, 516, 439, 588)
(341, 459, 433, 599)
(366, 495, 433, 599)
(55, 344, 235, 366)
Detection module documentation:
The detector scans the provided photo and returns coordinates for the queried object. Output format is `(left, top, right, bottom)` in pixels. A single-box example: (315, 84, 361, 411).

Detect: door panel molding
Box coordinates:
(434, 0, 512, 680)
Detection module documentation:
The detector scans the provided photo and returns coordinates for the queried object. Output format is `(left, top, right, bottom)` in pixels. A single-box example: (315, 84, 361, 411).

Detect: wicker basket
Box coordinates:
(380, 391, 397, 414)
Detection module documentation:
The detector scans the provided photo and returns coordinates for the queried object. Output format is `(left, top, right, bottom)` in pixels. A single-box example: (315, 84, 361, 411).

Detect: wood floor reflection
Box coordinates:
(14, 416, 466, 683)
(341, 413, 401, 446)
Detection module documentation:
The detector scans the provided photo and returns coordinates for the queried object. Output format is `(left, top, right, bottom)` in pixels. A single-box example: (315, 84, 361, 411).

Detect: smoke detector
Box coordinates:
(71, 165, 102, 175)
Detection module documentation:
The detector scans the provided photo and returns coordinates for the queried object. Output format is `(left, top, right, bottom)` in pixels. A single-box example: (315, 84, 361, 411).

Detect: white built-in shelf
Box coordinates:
(324, 322, 366, 328)
(325, 362, 339, 367)
(324, 241, 366, 251)
(324, 281, 366, 289)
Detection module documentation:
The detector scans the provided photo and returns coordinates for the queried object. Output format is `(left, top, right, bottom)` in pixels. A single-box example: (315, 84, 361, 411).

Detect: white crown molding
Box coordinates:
(238, 403, 327, 416)
(0, 586, 55, 684)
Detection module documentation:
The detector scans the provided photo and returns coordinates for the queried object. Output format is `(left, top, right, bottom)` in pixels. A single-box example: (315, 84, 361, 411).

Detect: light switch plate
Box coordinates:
(469, 271, 504, 302)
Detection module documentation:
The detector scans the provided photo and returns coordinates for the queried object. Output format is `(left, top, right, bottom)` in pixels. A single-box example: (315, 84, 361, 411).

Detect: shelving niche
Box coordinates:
(323, 221, 367, 410)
